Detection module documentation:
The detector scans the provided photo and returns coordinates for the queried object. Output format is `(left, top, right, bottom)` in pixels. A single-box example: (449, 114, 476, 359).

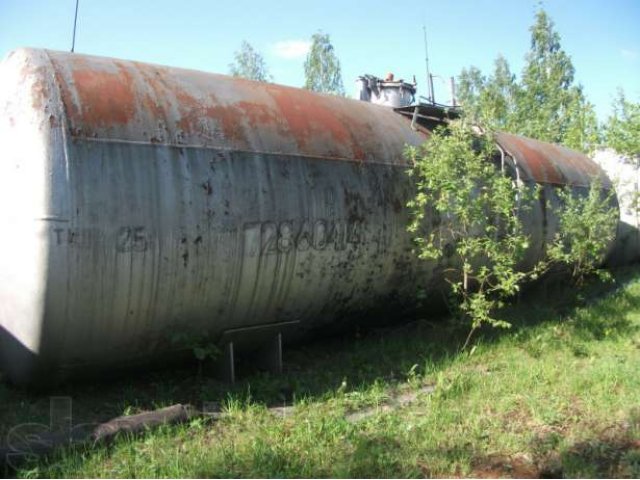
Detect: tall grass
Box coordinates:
(3, 269, 639, 478)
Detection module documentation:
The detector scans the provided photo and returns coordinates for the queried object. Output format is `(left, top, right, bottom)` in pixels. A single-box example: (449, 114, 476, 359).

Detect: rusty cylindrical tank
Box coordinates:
(0, 49, 616, 386)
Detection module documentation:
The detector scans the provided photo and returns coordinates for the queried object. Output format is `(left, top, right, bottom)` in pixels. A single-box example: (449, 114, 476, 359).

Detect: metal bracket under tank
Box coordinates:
(212, 320, 299, 383)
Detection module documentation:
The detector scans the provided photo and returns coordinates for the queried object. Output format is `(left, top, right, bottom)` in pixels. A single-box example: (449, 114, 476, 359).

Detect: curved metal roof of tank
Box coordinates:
(395, 103, 611, 189)
(495, 132, 611, 188)
(33, 49, 611, 188)
(41, 49, 427, 165)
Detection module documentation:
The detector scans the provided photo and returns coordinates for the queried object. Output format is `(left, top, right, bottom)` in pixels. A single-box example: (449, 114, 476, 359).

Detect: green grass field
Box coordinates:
(2, 269, 639, 478)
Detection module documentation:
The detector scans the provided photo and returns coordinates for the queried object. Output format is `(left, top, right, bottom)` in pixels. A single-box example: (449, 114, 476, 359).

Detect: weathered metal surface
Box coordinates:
(356, 74, 416, 108)
(495, 132, 618, 271)
(496, 132, 612, 188)
(0, 49, 618, 386)
(52, 52, 421, 164)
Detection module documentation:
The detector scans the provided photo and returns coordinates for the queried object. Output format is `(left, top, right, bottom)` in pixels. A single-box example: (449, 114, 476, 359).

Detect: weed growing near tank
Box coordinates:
(406, 120, 538, 348)
(406, 120, 618, 348)
(548, 179, 618, 285)
(4, 269, 640, 478)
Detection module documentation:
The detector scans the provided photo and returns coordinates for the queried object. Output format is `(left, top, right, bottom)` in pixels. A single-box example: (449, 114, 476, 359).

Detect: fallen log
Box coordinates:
(1, 404, 199, 475)
(91, 404, 198, 443)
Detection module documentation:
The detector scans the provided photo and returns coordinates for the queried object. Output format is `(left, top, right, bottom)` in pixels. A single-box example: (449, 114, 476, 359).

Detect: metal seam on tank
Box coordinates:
(43, 49, 74, 219)
(69, 136, 601, 189)
(71, 133, 607, 189)
(66, 135, 418, 167)
(251, 156, 269, 317)
(41, 49, 74, 363)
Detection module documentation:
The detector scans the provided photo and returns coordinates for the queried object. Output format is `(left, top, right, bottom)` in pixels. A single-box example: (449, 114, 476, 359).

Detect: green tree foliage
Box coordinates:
(457, 66, 485, 117)
(229, 41, 272, 82)
(562, 87, 600, 154)
(603, 89, 640, 218)
(458, 56, 519, 132)
(516, 10, 576, 141)
(456, 10, 599, 153)
(604, 89, 640, 160)
(407, 120, 535, 348)
(516, 10, 599, 150)
(303, 31, 345, 96)
(547, 180, 618, 285)
(407, 121, 618, 348)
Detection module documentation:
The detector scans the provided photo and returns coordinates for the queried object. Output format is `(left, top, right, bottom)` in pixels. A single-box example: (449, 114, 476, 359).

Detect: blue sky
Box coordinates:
(1, 0, 638, 121)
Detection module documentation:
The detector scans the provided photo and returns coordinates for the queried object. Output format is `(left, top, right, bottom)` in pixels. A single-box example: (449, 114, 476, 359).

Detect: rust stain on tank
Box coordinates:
(352, 145, 366, 161)
(56, 69, 80, 125)
(133, 64, 179, 133)
(30, 74, 50, 111)
(508, 135, 564, 184)
(204, 105, 245, 143)
(173, 89, 247, 145)
(235, 101, 279, 128)
(20, 61, 47, 111)
(139, 91, 165, 121)
(496, 132, 611, 188)
(555, 147, 604, 179)
(71, 67, 137, 127)
(268, 86, 350, 150)
(45, 51, 423, 163)
(174, 89, 200, 113)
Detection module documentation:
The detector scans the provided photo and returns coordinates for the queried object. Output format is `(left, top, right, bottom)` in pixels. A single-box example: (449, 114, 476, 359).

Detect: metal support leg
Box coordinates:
(256, 333, 282, 375)
(214, 341, 235, 383)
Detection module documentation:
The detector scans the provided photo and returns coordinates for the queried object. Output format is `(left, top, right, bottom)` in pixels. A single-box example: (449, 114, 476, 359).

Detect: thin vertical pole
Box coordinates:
(423, 24, 434, 104)
(450, 76, 457, 106)
(71, 0, 79, 52)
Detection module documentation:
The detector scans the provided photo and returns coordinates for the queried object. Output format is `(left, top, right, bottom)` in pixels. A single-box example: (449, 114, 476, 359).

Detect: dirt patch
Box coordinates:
(472, 453, 540, 479)
(469, 418, 640, 478)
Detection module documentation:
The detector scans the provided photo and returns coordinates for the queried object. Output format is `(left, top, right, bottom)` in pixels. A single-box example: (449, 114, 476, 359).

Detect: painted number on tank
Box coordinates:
(245, 219, 364, 257)
(52, 228, 98, 248)
(116, 226, 148, 252)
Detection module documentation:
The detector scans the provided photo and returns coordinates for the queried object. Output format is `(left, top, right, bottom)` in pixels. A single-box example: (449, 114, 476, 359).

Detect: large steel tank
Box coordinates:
(0, 49, 616, 386)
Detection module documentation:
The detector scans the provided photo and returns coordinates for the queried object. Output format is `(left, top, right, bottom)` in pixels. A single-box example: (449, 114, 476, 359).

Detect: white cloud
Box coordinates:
(271, 40, 311, 59)
(621, 48, 638, 61)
